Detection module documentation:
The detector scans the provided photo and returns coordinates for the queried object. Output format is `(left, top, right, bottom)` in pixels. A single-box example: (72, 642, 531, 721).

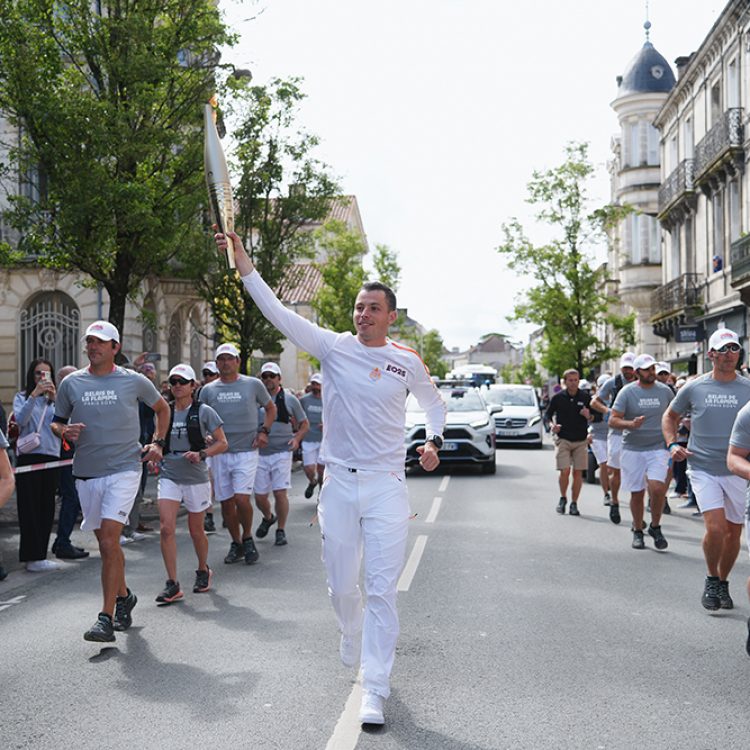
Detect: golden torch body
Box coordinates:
(204, 103, 236, 270)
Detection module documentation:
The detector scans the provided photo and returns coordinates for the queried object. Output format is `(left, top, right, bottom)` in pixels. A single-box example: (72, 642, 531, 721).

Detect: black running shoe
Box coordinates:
(568, 502, 580, 516)
(305, 482, 316, 499)
(275, 529, 287, 546)
(609, 504, 621, 525)
(556, 497, 566, 514)
(719, 580, 734, 610)
(113, 589, 137, 631)
(84, 612, 115, 642)
(155, 579, 183, 604)
(255, 514, 277, 539)
(647, 524, 668, 551)
(702, 576, 720, 610)
(204, 513, 216, 534)
(193, 567, 212, 593)
(242, 537, 259, 565)
(663, 499, 672, 515)
(632, 530, 645, 549)
(224, 541, 243, 564)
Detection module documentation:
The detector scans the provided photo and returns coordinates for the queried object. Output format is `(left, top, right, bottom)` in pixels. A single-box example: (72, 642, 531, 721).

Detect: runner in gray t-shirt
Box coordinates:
(671, 328, 750, 613)
(51, 320, 170, 644)
(300, 373, 325, 498)
(254, 363, 309, 546)
(197, 343, 276, 566)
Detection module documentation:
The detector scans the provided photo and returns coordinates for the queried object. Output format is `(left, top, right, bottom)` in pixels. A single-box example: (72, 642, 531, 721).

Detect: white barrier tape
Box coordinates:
(13, 458, 74, 475)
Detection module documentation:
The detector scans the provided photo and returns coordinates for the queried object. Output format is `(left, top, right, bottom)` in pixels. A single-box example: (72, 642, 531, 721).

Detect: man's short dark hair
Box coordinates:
(360, 281, 397, 312)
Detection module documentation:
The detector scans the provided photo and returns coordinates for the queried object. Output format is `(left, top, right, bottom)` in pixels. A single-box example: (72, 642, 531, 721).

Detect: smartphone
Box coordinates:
(40, 371, 50, 382)
(144, 352, 162, 363)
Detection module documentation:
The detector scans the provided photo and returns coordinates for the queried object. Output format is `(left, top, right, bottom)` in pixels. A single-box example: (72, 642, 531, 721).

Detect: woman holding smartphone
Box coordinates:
(13, 358, 61, 571)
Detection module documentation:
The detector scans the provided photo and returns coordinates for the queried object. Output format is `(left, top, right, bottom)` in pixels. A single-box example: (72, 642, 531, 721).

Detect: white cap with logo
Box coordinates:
(708, 328, 740, 351)
(168, 364, 196, 382)
(619, 352, 635, 368)
(202, 361, 219, 374)
(83, 320, 120, 343)
(633, 354, 656, 370)
(260, 362, 281, 376)
(655, 361, 671, 374)
(215, 343, 240, 358)
(310, 373, 323, 385)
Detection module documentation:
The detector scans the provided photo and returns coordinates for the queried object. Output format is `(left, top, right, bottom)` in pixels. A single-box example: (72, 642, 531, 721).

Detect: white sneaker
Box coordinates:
(339, 633, 360, 668)
(119, 535, 134, 546)
(26, 559, 61, 572)
(359, 690, 385, 725)
(129, 531, 146, 541)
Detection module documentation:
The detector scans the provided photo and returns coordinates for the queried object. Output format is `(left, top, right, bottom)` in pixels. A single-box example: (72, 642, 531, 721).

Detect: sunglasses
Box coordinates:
(261, 373, 279, 379)
(715, 344, 741, 354)
(169, 377, 191, 386)
(202, 370, 216, 377)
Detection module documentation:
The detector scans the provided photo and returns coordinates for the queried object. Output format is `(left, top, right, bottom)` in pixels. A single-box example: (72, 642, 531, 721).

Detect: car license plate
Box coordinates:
(497, 429, 518, 436)
(442, 442, 458, 451)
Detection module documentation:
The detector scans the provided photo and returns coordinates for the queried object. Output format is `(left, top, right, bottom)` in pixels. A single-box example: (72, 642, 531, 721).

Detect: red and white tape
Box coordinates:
(12, 458, 74, 475)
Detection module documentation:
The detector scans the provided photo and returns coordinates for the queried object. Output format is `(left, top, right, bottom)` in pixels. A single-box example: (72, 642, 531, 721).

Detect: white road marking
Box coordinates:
(0, 595, 27, 613)
(398, 535, 428, 592)
(325, 676, 363, 750)
(425, 496, 442, 524)
(438, 475, 450, 493)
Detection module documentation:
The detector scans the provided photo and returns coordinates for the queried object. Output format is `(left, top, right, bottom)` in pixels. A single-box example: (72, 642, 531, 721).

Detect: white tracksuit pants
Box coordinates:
(318, 463, 410, 699)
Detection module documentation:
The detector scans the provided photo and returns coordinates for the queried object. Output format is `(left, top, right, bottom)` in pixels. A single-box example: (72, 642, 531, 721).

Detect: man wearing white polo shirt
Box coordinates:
(214, 229, 446, 728)
(199, 343, 276, 565)
(609, 354, 673, 551)
(668, 328, 750, 611)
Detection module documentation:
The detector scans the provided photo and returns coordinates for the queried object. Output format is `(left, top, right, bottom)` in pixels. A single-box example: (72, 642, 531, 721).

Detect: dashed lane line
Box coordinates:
(438, 475, 450, 494)
(425, 496, 442, 524)
(397, 535, 428, 592)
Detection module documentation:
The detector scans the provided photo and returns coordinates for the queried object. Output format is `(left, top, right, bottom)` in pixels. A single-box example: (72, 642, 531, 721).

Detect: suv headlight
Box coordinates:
(529, 415, 541, 426)
(470, 417, 490, 428)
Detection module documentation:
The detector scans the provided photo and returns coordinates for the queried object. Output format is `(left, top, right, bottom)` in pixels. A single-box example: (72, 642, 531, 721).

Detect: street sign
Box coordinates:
(675, 324, 703, 343)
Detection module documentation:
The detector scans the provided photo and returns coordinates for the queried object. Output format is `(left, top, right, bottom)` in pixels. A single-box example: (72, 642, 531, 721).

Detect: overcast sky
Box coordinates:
(220, 0, 724, 351)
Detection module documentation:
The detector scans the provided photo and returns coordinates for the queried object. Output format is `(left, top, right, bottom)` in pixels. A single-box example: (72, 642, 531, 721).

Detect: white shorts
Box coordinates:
(688, 469, 746, 525)
(254, 452, 293, 494)
(211, 451, 259, 502)
(607, 433, 623, 470)
(591, 438, 608, 465)
(302, 441, 322, 467)
(76, 469, 141, 531)
(620, 448, 669, 493)
(157, 478, 212, 513)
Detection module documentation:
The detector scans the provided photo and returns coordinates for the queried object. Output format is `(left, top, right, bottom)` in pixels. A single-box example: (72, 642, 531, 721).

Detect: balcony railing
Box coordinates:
(731, 234, 750, 285)
(658, 159, 694, 213)
(694, 108, 743, 179)
(650, 273, 702, 320)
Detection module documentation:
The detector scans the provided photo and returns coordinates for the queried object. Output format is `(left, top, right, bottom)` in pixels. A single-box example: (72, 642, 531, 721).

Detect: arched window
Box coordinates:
(19, 291, 80, 380)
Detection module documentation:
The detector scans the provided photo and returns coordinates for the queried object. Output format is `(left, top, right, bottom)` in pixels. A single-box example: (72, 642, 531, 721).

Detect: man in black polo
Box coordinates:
(545, 369, 591, 516)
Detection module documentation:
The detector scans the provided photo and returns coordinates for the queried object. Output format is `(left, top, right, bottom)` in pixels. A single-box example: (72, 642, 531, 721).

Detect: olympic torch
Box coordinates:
(204, 102, 236, 270)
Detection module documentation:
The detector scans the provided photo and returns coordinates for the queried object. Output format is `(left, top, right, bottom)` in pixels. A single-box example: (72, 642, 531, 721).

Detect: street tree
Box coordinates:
(497, 142, 631, 377)
(0, 0, 233, 336)
(421, 329, 447, 378)
(372, 243, 401, 292)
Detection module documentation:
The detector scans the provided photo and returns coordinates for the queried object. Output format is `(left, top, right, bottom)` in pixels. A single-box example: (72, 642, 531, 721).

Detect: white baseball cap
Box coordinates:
(168, 364, 196, 382)
(310, 373, 323, 385)
(201, 361, 219, 374)
(83, 320, 120, 343)
(579, 379, 591, 390)
(619, 352, 635, 368)
(633, 354, 656, 370)
(708, 328, 740, 351)
(215, 343, 240, 358)
(596, 374, 609, 388)
(656, 361, 671, 374)
(260, 362, 281, 376)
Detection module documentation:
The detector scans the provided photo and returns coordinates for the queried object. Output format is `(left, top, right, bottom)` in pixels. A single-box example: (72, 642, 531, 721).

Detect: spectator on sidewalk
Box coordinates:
(0, 428, 14, 580)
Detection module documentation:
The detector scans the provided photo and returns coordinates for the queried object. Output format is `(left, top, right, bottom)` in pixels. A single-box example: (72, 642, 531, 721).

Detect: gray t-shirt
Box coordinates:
(612, 381, 674, 452)
(597, 374, 632, 435)
(161, 403, 223, 485)
(55, 367, 162, 477)
(299, 393, 323, 443)
(590, 411, 608, 440)
(259, 388, 307, 456)
(199, 375, 270, 453)
(671, 373, 750, 475)
(0, 430, 8, 449)
(729, 404, 750, 468)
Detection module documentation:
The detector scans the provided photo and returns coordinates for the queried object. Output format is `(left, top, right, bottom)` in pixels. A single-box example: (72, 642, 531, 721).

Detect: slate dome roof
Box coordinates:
(617, 41, 675, 96)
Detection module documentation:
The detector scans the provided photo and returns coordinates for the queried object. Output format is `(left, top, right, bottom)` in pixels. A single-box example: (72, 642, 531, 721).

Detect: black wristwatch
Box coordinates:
(258, 426, 270, 436)
(426, 435, 443, 450)
(153, 437, 166, 449)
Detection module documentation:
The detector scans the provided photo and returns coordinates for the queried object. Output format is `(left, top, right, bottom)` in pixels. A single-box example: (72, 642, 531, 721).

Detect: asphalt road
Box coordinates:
(2, 442, 750, 750)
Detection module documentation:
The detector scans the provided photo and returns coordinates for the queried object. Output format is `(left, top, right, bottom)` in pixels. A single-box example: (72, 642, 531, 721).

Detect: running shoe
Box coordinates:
(568, 502, 580, 516)
(647, 524, 668, 551)
(719, 580, 733, 610)
(663, 499, 672, 515)
(193, 567, 212, 594)
(603, 492, 612, 506)
(255, 513, 277, 539)
(224, 541, 243, 564)
(632, 530, 645, 549)
(84, 613, 115, 643)
(304, 482, 316, 499)
(242, 537, 259, 565)
(556, 497, 566, 515)
(204, 513, 216, 534)
(340, 632, 360, 668)
(155, 579, 184, 604)
(113, 589, 137, 631)
(274, 529, 287, 546)
(609, 504, 621, 525)
(702, 576, 721, 611)
(359, 690, 385, 726)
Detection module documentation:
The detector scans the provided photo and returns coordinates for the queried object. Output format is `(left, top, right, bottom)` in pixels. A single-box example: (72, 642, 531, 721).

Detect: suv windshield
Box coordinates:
(406, 389, 485, 413)
(485, 388, 535, 407)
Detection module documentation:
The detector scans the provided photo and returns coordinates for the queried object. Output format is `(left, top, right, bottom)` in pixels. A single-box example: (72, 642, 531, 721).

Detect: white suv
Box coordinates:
(484, 385, 543, 448)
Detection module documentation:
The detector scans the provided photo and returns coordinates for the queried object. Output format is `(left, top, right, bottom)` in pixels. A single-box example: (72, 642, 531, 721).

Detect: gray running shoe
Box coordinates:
(193, 567, 212, 593)
(647, 524, 668, 551)
(719, 580, 733, 610)
(155, 579, 183, 604)
(632, 530, 645, 550)
(224, 541, 243, 564)
(274, 529, 287, 546)
(568, 502, 580, 516)
(702, 576, 720, 610)
(556, 497, 566, 514)
(255, 514, 277, 539)
(84, 613, 115, 643)
(113, 589, 137, 631)
(242, 537, 259, 565)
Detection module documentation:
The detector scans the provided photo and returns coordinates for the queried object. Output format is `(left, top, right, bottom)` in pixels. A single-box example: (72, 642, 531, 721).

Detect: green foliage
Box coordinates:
(371, 243, 400, 293)
(497, 142, 631, 377)
(518, 350, 543, 387)
(311, 219, 366, 334)
(0, 0, 235, 335)
(421, 329, 447, 378)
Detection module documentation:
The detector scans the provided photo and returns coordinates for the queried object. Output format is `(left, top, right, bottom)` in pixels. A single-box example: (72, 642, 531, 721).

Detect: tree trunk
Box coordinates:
(106, 283, 129, 363)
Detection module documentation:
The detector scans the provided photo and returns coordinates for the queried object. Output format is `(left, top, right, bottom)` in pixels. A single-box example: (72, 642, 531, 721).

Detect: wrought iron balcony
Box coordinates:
(730, 234, 750, 286)
(658, 159, 694, 214)
(650, 273, 702, 321)
(694, 108, 743, 180)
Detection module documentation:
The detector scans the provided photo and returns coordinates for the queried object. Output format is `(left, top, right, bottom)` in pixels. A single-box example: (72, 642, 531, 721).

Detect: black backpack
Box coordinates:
(163, 401, 206, 454)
